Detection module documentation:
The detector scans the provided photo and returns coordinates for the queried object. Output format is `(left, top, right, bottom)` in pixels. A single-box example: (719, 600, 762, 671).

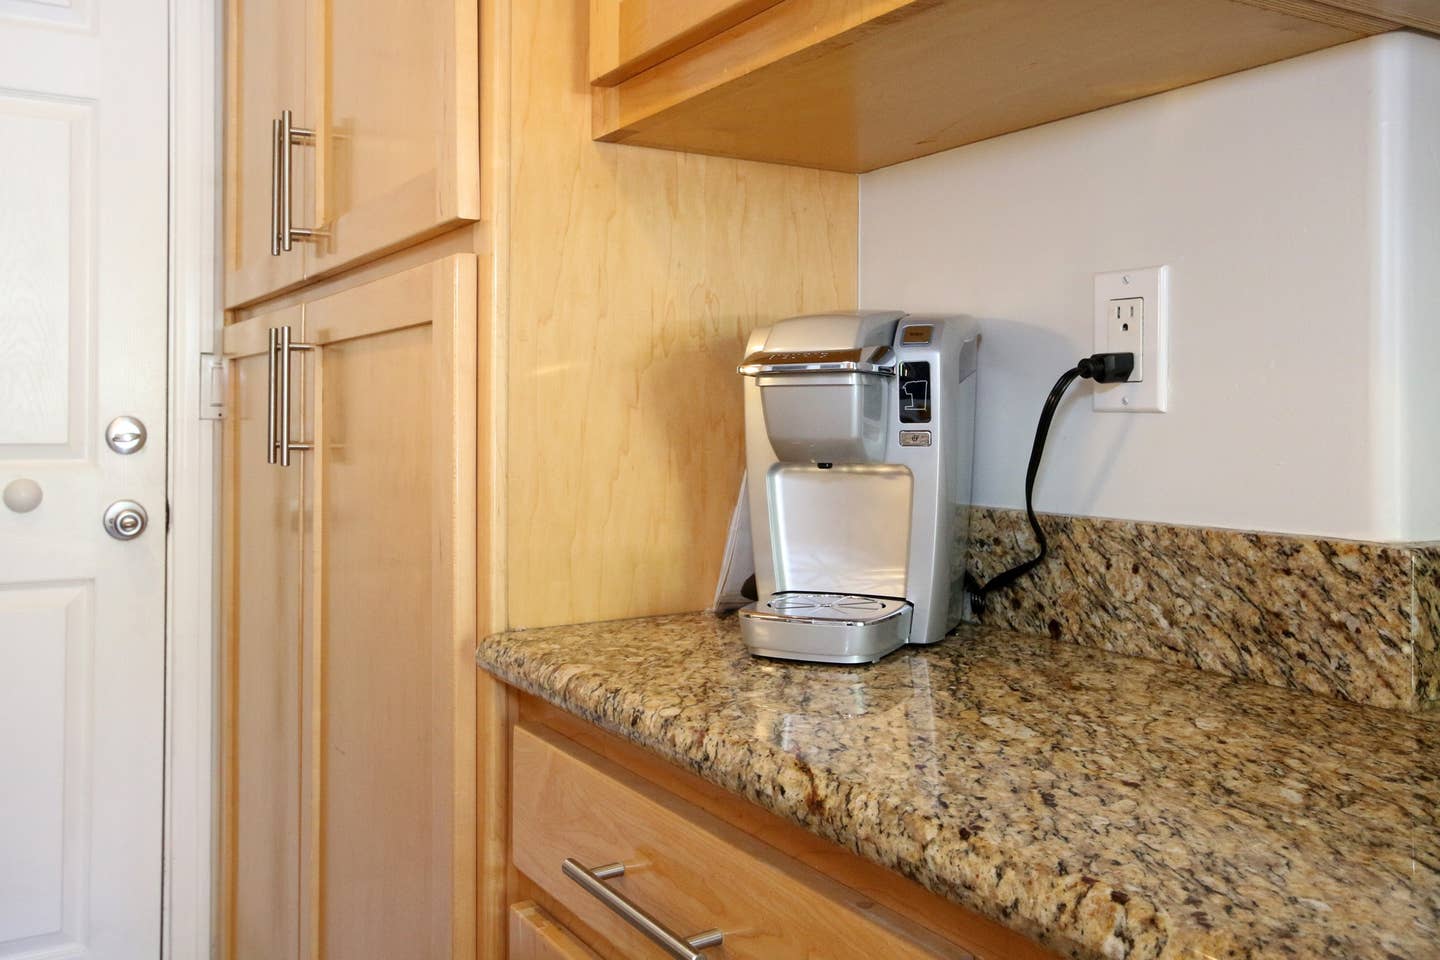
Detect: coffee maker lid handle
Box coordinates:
(738, 345, 897, 377)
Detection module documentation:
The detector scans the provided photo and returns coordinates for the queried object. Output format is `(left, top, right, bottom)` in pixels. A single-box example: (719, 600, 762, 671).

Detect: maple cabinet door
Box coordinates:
(303, 0, 480, 281)
(224, 0, 308, 307)
(298, 254, 478, 960)
(220, 308, 307, 960)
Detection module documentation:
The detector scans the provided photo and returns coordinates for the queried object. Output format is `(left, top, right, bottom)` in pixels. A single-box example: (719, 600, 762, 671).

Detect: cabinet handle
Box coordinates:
(266, 327, 279, 463)
(276, 324, 315, 468)
(561, 859, 723, 960)
(278, 109, 325, 251)
(269, 118, 282, 256)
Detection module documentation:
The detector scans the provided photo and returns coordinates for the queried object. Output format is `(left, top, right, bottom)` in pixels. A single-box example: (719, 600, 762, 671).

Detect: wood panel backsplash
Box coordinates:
(501, 0, 858, 628)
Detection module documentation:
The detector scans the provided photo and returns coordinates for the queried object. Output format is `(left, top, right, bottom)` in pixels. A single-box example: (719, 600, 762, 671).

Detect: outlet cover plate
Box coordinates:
(1093, 266, 1168, 412)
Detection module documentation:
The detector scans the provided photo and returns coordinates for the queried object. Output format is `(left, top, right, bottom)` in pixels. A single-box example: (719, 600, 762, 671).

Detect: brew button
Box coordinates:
(899, 430, 932, 447)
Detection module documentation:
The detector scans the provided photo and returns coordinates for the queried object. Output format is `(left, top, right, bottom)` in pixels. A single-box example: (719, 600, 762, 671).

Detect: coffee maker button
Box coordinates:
(899, 430, 932, 447)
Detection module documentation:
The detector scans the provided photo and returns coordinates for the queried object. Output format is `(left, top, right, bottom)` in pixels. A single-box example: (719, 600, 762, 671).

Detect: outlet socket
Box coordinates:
(1106, 297, 1144, 382)
(1093, 266, 1167, 412)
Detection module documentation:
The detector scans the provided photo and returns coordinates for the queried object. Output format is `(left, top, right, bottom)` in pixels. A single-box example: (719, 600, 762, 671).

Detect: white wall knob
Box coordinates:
(3, 478, 43, 513)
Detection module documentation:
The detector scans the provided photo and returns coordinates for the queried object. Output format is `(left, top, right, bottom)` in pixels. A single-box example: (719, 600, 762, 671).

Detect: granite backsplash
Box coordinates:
(964, 506, 1440, 712)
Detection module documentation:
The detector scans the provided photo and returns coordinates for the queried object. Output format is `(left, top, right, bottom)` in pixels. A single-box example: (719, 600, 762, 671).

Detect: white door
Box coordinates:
(0, 1, 169, 958)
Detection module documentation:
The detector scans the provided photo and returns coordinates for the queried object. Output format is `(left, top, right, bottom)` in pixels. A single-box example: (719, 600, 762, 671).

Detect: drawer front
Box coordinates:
(511, 725, 970, 960)
(510, 902, 602, 960)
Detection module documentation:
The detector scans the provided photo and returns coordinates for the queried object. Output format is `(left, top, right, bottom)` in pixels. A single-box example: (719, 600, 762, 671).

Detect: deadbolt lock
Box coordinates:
(105, 416, 148, 455)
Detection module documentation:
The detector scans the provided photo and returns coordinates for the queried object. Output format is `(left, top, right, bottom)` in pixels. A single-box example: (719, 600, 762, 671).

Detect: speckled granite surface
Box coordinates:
(478, 613, 1440, 960)
(967, 507, 1440, 712)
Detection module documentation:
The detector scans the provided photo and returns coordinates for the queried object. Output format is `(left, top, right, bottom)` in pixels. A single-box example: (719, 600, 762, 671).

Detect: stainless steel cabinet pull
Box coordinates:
(266, 327, 279, 464)
(561, 859, 723, 960)
(270, 117, 282, 256)
(278, 109, 324, 251)
(276, 325, 315, 467)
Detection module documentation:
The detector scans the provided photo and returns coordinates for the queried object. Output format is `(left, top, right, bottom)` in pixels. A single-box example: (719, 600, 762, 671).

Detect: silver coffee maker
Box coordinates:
(737, 311, 979, 663)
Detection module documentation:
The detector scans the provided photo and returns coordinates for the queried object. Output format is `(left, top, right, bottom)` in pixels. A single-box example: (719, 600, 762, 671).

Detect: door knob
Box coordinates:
(105, 415, 148, 454)
(103, 500, 149, 541)
(3, 478, 43, 513)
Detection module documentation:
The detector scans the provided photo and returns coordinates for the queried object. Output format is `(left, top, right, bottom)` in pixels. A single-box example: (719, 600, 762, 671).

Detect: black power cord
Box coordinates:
(965, 352, 1136, 616)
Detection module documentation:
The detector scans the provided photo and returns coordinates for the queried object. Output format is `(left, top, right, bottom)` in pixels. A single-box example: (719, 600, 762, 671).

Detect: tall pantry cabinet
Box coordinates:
(221, 257, 477, 960)
(220, 0, 480, 953)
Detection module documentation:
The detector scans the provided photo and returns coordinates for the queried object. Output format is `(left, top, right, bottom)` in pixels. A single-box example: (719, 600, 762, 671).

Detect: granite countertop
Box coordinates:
(476, 613, 1440, 960)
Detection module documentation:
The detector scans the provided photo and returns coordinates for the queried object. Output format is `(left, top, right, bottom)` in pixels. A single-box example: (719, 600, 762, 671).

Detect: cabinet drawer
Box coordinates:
(512, 725, 970, 960)
(510, 902, 602, 960)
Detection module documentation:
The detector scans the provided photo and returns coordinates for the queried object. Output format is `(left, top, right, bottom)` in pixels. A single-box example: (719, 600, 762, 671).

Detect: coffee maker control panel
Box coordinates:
(898, 362, 931, 424)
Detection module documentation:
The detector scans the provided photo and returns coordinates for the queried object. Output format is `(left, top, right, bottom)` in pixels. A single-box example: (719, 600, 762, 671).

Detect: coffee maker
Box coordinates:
(737, 311, 979, 663)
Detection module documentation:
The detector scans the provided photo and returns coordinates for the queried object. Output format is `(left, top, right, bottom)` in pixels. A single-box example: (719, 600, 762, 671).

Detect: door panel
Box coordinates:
(303, 0, 479, 280)
(318, 320, 439, 958)
(0, 3, 168, 958)
(0, 97, 83, 451)
(300, 254, 477, 960)
(224, 0, 308, 307)
(0, 584, 89, 944)
(220, 311, 305, 960)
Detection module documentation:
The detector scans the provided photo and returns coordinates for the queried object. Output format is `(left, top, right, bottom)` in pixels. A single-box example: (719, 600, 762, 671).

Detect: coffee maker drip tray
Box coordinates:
(739, 592, 913, 665)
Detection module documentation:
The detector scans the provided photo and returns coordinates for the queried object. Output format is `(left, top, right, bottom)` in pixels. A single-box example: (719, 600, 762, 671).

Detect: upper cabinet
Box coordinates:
(589, 0, 1421, 173)
(224, 0, 479, 308)
(225, 0, 307, 306)
(588, 0, 785, 84)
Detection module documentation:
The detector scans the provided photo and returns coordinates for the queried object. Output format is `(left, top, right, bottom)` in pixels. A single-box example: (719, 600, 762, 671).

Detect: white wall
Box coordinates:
(860, 32, 1440, 542)
(1385, 36, 1440, 542)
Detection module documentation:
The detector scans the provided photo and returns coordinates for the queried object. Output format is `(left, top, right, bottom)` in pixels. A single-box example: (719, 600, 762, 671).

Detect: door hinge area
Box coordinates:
(200, 353, 226, 420)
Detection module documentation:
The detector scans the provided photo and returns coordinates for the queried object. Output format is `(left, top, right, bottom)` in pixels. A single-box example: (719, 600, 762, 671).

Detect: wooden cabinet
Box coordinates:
(224, 0, 479, 308)
(510, 724, 974, 960)
(588, 0, 785, 84)
(303, 253, 478, 960)
(224, 0, 307, 307)
(220, 255, 477, 960)
(590, 0, 1408, 172)
(498, 696, 1059, 960)
(303, 0, 479, 282)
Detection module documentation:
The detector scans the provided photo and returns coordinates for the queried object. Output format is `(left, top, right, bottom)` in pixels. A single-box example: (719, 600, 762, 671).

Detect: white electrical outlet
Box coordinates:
(1106, 298, 1144, 382)
(1093, 266, 1167, 412)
